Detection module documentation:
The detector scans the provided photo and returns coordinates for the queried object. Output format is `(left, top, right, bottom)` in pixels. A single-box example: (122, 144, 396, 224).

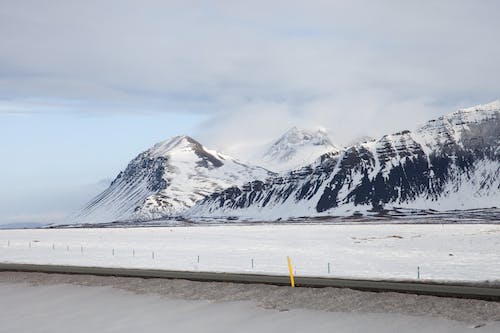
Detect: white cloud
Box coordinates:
(1, 1, 499, 146)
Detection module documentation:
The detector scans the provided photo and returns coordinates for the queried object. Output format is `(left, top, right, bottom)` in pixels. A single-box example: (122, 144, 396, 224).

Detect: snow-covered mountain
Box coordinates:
(188, 101, 500, 219)
(72, 136, 273, 223)
(254, 127, 342, 172)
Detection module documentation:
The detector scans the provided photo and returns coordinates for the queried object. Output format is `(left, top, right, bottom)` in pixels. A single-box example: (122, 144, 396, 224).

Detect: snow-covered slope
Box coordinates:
(188, 101, 500, 219)
(72, 136, 273, 223)
(255, 127, 341, 172)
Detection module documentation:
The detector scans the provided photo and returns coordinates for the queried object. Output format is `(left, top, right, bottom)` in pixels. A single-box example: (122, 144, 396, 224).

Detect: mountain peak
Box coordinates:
(257, 127, 341, 172)
(277, 127, 332, 146)
(143, 135, 227, 170)
(146, 135, 203, 158)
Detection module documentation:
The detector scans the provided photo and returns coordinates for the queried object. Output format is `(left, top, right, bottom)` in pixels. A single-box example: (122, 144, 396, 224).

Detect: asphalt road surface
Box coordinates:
(1, 262, 499, 301)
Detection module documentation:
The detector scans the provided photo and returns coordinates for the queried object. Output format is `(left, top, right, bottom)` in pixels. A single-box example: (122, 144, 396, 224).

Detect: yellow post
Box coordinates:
(287, 256, 295, 287)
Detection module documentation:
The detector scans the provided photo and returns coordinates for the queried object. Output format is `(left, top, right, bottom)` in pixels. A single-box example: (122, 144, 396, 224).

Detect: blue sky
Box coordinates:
(0, 111, 206, 223)
(1, 1, 499, 224)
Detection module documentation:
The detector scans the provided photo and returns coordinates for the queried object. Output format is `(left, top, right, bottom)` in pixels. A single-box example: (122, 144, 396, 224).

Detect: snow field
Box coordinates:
(1, 224, 500, 282)
(3, 282, 500, 333)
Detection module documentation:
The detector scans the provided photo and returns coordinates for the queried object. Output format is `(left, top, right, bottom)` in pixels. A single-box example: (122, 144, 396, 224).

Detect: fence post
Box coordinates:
(328, 262, 331, 274)
(417, 266, 420, 279)
(152, 251, 155, 259)
(251, 258, 254, 269)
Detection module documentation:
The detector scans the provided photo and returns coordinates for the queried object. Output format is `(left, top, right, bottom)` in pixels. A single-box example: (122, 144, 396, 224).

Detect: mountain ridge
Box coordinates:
(187, 101, 500, 219)
(72, 101, 499, 224)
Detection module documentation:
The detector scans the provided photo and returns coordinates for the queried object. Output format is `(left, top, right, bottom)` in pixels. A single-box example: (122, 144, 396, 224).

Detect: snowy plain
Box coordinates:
(1, 224, 500, 282)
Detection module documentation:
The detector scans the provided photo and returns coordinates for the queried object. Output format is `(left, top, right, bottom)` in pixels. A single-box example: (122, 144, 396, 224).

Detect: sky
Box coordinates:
(0, 0, 499, 224)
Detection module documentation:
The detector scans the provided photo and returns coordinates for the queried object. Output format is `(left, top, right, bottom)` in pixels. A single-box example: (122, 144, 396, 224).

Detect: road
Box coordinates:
(0, 262, 499, 301)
